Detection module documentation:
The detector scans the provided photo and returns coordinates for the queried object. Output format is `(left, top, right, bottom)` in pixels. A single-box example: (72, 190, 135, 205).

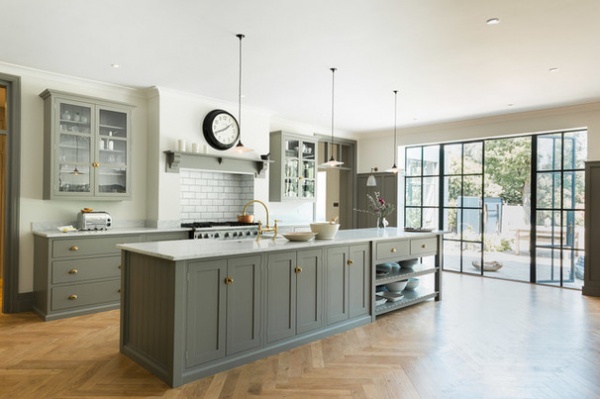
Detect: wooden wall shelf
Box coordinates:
(164, 151, 271, 177)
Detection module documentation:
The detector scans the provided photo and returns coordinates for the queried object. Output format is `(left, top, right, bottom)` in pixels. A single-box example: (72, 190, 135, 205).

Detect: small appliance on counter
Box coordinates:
(77, 208, 112, 231)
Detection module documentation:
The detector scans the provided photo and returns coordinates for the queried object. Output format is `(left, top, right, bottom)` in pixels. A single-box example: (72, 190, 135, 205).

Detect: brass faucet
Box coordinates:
(241, 200, 278, 240)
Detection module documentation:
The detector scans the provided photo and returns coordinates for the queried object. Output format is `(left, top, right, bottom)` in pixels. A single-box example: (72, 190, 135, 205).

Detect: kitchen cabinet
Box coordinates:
(32, 230, 188, 320)
(186, 255, 262, 368)
(266, 249, 323, 343)
(373, 235, 442, 317)
(325, 243, 370, 325)
(39, 89, 134, 200)
(356, 172, 398, 228)
(269, 131, 318, 202)
(584, 161, 600, 297)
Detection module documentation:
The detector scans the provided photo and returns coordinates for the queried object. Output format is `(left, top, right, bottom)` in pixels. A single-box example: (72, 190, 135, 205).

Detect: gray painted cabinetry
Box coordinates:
(326, 244, 370, 324)
(186, 256, 262, 367)
(39, 89, 134, 200)
(266, 249, 323, 343)
(33, 230, 187, 321)
(584, 161, 600, 296)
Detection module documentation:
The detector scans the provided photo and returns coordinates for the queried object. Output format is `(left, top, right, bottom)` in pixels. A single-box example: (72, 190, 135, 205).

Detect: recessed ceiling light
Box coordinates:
(549, 67, 560, 72)
(486, 18, 500, 25)
(110, 63, 120, 69)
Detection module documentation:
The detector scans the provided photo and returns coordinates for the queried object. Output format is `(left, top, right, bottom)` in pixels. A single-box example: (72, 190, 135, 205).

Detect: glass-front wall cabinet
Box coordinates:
(40, 90, 132, 200)
(270, 131, 318, 202)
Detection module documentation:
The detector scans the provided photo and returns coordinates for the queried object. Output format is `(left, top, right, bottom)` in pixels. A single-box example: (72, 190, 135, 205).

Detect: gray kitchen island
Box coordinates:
(118, 228, 443, 387)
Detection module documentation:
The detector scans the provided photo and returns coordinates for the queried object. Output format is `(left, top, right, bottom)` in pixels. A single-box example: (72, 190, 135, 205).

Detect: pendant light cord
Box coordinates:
(393, 90, 398, 167)
(330, 67, 336, 158)
(237, 34, 244, 135)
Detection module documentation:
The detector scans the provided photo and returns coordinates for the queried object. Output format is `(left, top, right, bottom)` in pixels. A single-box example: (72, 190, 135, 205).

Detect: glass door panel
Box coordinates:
(97, 166, 127, 193)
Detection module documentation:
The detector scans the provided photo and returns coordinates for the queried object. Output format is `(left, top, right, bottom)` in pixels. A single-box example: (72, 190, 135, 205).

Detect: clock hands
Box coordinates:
(214, 123, 233, 134)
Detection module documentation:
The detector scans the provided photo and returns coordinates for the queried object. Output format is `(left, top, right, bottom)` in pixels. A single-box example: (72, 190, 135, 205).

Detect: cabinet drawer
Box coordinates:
(52, 236, 140, 258)
(51, 279, 120, 310)
(410, 237, 437, 256)
(51, 255, 121, 284)
(375, 239, 410, 261)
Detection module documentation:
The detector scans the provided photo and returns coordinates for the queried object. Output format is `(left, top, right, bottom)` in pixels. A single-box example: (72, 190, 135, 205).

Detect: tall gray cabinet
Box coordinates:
(584, 161, 600, 297)
(356, 172, 399, 228)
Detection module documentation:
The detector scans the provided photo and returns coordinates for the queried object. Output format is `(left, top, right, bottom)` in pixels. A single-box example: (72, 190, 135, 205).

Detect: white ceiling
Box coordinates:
(2, 0, 600, 135)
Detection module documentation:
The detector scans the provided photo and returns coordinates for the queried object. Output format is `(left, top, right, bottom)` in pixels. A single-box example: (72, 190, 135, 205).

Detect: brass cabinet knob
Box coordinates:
(224, 276, 234, 285)
(391, 248, 397, 253)
(295, 266, 303, 274)
(68, 294, 78, 300)
(68, 268, 78, 275)
(347, 259, 354, 265)
(69, 246, 78, 252)
(92, 161, 100, 168)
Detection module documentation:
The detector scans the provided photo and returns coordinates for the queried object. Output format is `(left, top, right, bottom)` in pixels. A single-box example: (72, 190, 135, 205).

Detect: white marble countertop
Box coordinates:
(33, 226, 191, 238)
(117, 228, 442, 261)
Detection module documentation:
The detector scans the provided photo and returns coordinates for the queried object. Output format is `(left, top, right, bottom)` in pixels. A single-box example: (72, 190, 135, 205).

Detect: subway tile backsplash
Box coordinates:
(180, 169, 254, 222)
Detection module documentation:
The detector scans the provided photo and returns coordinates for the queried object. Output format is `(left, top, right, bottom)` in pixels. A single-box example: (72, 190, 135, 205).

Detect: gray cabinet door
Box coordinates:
(186, 259, 227, 367)
(326, 246, 349, 325)
(348, 244, 370, 318)
(296, 249, 323, 334)
(266, 252, 296, 343)
(226, 256, 262, 355)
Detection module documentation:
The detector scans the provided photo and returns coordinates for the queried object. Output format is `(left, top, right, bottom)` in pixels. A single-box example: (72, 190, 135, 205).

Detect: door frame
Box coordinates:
(1, 73, 23, 313)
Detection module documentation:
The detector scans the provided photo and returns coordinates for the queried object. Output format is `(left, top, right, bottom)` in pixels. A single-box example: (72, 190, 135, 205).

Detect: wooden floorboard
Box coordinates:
(1, 272, 600, 398)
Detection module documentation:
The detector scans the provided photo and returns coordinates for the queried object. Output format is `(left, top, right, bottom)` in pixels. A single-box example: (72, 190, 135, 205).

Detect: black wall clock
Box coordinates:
(202, 109, 240, 150)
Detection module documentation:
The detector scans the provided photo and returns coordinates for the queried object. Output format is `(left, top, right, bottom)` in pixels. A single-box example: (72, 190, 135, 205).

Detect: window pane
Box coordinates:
(405, 177, 422, 206)
(563, 210, 584, 251)
(563, 171, 584, 209)
(406, 147, 422, 176)
(537, 172, 561, 209)
(423, 207, 438, 229)
(423, 177, 439, 206)
(563, 131, 587, 170)
(444, 176, 462, 206)
(463, 142, 483, 174)
(423, 145, 440, 175)
(537, 135, 562, 171)
(458, 207, 482, 239)
(443, 208, 459, 239)
(444, 144, 462, 175)
(463, 175, 483, 200)
(405, 207, 422, 228)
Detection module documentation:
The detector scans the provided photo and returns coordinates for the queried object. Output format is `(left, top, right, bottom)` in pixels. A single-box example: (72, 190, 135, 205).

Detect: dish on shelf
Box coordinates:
(405, 277, 420, 290)
(399, 259, 419, 270)
(379, 291, 404, 302)
(376, 269, 390, 277)
(385, 280, 408, 292)
(375, 296, 387, 306)
(376, 262, 400, 274)
(282, 232, 316, 242)
(404, 227, 433, 232)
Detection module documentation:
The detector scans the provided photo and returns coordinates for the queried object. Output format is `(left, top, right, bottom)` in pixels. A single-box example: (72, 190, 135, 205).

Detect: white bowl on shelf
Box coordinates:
(310, 222, 340, 240)
(385, 280, 408, 293)
(405, 277, 420, 290)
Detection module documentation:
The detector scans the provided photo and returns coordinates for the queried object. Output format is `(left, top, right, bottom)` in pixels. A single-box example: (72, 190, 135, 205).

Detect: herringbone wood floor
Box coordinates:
(1, 273, 600, 399)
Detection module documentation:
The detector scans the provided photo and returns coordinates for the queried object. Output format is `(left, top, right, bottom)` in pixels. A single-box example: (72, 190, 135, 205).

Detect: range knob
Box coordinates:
(203, 233, 209, 239)
(224, 232, 230, 238)
(214, 233, 220, 239)
(232, 232, 238, 237)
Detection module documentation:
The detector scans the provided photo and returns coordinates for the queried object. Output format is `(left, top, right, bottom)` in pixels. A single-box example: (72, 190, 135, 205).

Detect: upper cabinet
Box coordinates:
(40, 90, 133, 200)
(269, 131, 318, 202)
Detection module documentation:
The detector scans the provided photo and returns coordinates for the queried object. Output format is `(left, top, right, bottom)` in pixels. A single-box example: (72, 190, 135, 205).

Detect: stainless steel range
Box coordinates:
(181, 221, 259, 240)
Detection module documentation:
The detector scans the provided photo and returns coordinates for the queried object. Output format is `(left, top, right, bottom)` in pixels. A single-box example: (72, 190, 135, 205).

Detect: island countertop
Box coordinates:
(117, 228, 442, 261)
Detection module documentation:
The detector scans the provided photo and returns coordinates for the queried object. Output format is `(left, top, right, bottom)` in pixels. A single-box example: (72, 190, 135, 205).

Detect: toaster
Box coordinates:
(77, 211, 112, 231)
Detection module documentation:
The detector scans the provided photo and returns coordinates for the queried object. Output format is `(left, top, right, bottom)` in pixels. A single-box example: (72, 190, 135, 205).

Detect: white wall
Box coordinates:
(358, 102, 600, 173)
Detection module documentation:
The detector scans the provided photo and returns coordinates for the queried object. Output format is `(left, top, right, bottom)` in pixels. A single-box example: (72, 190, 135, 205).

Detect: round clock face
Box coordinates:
(202, 110, 240, 150)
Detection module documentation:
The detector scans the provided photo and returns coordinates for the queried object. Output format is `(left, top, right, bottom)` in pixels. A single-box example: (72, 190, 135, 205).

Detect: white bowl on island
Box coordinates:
(310, 222, 340, 240)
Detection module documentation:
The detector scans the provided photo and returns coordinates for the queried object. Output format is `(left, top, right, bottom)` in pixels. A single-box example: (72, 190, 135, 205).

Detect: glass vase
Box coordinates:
(377, 216, 387, 229)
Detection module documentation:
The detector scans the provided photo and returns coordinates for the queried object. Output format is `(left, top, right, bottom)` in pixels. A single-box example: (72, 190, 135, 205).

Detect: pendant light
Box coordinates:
(387, 89, 399, 174)
(233, 33, 252, 153)
(366, 167, 378, 186)
(321, 67, 343, 167)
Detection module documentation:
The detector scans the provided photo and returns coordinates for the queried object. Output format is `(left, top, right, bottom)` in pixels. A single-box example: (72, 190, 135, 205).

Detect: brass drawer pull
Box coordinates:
(391, 248, 397, 253)
(68, 294, 78, 300)
(92, 161, 100, 168)
(68, 268, 78, 275)
(224, 276, 234, 285)
(69, 246, 79, 252)
(347, 259, 353, 265)
(295, 266, 303, 273)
